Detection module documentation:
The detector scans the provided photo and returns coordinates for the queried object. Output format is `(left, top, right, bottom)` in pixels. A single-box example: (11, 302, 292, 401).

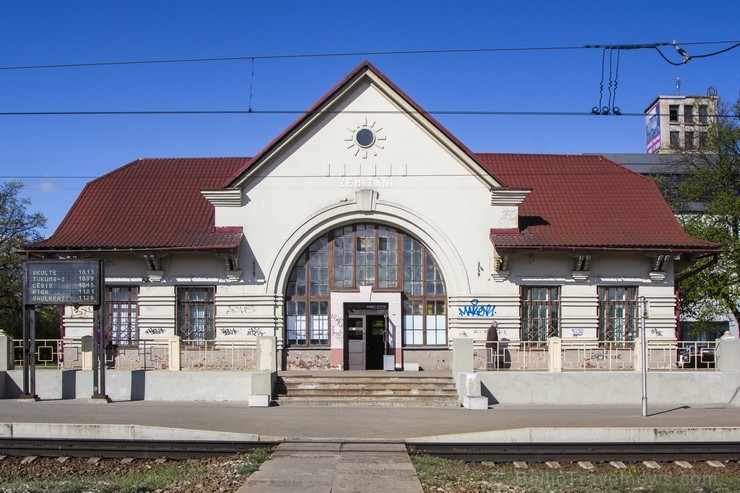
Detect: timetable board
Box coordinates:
(25, 260, 101, 306)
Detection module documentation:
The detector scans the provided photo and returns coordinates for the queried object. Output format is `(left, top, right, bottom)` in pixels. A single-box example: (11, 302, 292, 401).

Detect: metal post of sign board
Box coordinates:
(20, 306, 39, 400)
(92, 307, 100, 397)
(20, 258, 38, 400)
(21, 305, 29, 396)
(29, 308, 37, 398)
(91, 300, 109, 401)
(91, 260, 108, 401)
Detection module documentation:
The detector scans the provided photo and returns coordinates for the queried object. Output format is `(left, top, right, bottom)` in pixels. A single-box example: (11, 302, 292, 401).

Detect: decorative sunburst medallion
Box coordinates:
(345, 119, 386, 158)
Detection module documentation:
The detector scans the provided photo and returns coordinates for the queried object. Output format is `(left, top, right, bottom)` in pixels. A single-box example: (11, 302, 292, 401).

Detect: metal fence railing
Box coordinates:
(473, 339, 718, 372)
(179, 339, 257, 370)
(13, 339, 65, 369)
(11, 338, 259, 371)
(473, 341, 550, 371)
(561, 341, 635, 371)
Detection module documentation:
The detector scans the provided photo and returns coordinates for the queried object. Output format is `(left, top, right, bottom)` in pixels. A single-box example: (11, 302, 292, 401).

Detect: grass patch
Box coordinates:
(1, 458, 207, 493)
(237, 447, 270, 476)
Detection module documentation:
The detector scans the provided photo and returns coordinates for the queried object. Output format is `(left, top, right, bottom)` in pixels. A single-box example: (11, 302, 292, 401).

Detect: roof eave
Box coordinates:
(492, 243, 721, 255)
(25, 244, 241, 257)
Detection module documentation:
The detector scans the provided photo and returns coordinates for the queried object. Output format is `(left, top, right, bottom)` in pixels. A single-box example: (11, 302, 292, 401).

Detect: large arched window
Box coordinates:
(285, 223, 446, 347)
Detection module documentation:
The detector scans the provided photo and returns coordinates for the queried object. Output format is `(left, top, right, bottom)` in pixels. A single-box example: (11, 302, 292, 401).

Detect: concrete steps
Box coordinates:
(275, 373, 460, 408)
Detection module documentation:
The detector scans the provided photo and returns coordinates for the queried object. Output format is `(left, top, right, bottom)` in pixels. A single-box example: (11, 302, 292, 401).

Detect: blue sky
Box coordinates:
(1, 1, 738, 235)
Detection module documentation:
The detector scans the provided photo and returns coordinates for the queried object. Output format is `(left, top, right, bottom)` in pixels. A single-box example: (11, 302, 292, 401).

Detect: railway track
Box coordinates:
(0, 438, 738, 463)
(0, 438, 279, 459)
(406, 441, 740, 462)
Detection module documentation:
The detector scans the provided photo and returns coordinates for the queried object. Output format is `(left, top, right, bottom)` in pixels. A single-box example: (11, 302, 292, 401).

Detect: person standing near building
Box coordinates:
(486, 321, 499, 369)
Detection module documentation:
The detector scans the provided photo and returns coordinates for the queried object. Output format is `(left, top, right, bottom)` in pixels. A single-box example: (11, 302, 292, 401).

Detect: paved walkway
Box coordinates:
(1, 400, 739, 492)
(2, 400, 739, 441)
(238, 442, 423, 493)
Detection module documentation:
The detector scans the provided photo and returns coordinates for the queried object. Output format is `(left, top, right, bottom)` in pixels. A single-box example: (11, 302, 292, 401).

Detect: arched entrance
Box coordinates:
(283, 223, 447, 370)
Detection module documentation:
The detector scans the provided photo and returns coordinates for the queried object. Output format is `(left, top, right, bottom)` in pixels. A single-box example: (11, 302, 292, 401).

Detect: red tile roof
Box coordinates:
(29, 153, 716, 256)
(480, 154, 718, 252)
(31, 158, 249, 253)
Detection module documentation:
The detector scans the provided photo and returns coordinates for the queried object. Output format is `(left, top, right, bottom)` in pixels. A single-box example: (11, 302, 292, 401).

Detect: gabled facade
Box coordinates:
(29, 62, 718, 371)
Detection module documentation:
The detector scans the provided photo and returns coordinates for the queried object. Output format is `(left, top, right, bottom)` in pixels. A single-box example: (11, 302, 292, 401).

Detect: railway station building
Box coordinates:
(28, 62, 719, 373)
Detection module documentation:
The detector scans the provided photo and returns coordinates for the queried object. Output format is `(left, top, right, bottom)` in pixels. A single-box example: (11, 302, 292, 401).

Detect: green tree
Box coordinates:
(658, 100, 740, 333)
(0, 181, 48, 338)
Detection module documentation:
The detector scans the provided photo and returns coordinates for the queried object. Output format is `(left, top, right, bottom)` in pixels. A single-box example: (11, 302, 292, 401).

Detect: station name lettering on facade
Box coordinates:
(338, 177, 394, 188)
(25, 260, 101, 305)
(331, 162, 402, 189)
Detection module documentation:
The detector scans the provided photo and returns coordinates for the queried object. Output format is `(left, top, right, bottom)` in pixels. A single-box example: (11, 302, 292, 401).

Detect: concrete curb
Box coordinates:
(0, 423, 261, 442)
(408, 426, 740, 443)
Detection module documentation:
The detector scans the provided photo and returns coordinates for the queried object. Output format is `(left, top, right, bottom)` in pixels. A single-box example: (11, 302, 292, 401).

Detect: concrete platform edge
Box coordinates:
(408, 426, 740, 443)
(0, 422, 261, 442)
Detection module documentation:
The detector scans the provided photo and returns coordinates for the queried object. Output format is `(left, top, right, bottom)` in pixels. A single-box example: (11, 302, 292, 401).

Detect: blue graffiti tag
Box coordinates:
(458, 299, 496, 317)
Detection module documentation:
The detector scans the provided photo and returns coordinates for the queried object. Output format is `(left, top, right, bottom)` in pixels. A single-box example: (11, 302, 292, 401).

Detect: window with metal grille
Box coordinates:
(105, 286, 139, 346)
(520, 286, 560, 343)
(177, 287, 215, 344)
(598, 286, 637, 343)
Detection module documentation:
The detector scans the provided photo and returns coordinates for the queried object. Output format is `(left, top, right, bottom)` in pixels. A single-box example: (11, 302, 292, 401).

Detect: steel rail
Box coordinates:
(0, 438, 280, 459)
(1, 438, 738, 463)
(407, 442, 740, 462)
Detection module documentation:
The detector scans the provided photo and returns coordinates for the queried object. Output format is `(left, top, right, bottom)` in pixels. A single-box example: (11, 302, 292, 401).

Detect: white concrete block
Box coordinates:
(248, 394, 270, 407)
(463, 395, 488, 410)
(403, 363, 420, 371)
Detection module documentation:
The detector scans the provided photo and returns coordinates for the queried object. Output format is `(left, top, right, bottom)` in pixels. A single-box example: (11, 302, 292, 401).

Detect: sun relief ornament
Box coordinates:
(345, 118, 386, 158)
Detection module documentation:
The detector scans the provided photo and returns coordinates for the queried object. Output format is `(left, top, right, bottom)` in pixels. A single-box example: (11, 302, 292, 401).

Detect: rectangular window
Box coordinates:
(698, 132, 708, 149)
(425, 300, 446, 345)
(669, 105, 679, 122)
(309, 301, 329, 345)
(684, 105, 694, 123)
(521, 286, 560, 343)
(403, 300, 424, 345)
(403, 237, 423, 296)
(177, 287, 215, 344)
(355, 225, 376, 286)
(377, 226, 398, 289)
(598, 287, 637, 343)
(698, 105, 708, 123)
(670, 131, 680, 148)
(286, 301, 307, 345)
(332, 226, 354, 288)
(308, 236, 329, 297)
(105, 286, 138, 346)
(685, 131, 694, 150)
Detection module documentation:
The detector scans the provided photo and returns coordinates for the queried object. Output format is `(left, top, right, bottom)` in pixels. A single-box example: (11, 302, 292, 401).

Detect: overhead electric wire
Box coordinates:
(1, 109, 734, 118)
(0, 40, 737, 71)
(0, 39, 736, 119)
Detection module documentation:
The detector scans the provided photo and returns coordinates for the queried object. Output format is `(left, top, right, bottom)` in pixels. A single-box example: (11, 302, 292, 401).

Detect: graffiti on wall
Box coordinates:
(458, 299, 496, 317)
(245, 327, 265, 337)
(331, 314, 344, 338)
(225, 305, 256, 315)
